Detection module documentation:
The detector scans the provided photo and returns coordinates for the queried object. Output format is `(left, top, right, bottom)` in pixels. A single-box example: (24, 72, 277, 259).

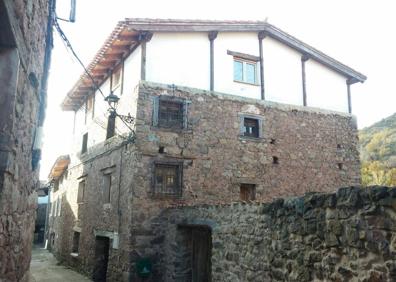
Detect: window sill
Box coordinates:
(70, 252, 79, 258)
(239, 135, 264, 142)
(150, 126, 192, 134)
(233, 80, 260, 87)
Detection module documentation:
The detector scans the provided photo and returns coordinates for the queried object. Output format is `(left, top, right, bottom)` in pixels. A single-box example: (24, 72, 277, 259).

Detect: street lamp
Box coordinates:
(104, 91, 135, 127)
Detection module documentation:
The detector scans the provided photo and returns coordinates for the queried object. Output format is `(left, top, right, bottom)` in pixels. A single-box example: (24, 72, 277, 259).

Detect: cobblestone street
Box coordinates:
(29, 245, 91, 282)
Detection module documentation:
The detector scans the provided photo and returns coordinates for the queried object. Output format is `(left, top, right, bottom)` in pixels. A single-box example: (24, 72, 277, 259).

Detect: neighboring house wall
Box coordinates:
(0, 0, 53, 281)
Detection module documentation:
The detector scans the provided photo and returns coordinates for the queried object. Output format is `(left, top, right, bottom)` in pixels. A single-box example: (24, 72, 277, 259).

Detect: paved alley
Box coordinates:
(29, 245, 91, 282)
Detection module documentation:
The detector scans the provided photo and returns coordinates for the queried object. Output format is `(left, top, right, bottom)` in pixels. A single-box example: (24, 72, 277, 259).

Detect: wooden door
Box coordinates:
(92, 236, 110, 282)
(192, 227, 212, 282)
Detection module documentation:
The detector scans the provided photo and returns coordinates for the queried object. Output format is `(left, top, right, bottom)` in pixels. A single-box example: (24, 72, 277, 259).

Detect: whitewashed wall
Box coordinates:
(214, 32, 261, 99)
(305, 59, 348, 112)
(263, 37, 303, 105)
(72, 47, 141, 156)
(146, 32, 210, 90)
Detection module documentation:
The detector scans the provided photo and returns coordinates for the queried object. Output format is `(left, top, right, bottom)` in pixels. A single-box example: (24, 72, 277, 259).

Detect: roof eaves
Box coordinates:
(264, 24, 367, 83)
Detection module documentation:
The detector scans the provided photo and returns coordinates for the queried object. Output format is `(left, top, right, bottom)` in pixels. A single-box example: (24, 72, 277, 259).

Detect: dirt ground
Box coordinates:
(29, 245, 91, 282)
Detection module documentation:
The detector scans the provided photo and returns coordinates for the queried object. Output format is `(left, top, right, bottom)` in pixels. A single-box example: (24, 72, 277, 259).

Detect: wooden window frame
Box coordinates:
(106, 111, 116, 139)
(110, 64, 123, 95)
(77, 180, 85, 204)
(240, 183, 256, 201)
(71, 231, 80, 254)
(103, 173, 112, 204)
(81, 133, 88, 154)
(151, 161, 183, 198)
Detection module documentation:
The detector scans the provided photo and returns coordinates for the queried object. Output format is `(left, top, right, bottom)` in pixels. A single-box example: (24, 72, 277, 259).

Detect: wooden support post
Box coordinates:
(208, 31, 218, 91)
(301, 54, 309, 106)
(138, 31, 153, 80)
(347, 79, 353, 114)
(258, 31, 266, 100)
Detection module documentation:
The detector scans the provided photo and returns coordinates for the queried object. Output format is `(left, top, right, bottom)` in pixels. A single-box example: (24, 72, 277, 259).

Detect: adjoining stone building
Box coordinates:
(0, 0, 54, 281)
(47, 19, 366, 281)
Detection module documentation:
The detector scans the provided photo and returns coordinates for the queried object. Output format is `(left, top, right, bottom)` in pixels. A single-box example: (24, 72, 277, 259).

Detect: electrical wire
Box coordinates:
(53, 17, 135, 135)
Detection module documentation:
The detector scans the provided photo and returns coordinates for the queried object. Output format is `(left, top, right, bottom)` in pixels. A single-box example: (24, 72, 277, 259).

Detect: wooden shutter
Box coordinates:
(152, 96, 159, 127)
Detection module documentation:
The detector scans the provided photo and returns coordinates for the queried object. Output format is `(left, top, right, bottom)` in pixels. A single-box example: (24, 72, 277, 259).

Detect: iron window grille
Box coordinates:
(159, 100, 183, 128)
(152, 96, 190, 130)
(152, 162, 182, 197)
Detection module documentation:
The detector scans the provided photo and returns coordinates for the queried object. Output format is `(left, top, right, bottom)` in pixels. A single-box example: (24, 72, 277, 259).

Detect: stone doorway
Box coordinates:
(176, 225, 212, 282)
(191, 227, 212, 282)
(92, 236, 110, 282)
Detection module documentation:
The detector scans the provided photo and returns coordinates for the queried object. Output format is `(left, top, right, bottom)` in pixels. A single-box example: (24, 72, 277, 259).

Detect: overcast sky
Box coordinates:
(41, 0, 396, 179)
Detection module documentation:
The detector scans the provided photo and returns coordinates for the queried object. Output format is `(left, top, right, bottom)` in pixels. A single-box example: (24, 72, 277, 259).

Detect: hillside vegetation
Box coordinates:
(359, 113, 396, 186)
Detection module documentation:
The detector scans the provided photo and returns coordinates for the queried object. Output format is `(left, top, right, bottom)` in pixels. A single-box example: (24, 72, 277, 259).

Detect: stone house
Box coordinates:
(0, 0, 54, 281)
(47, 19, 366, 281)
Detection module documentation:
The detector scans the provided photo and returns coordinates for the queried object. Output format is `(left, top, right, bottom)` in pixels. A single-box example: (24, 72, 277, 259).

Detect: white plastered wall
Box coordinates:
(214, 32, 261, 99)
(305, 59, 348, 112)
(72, 46, 142, 156)
(146, 32, 210, 90)
(263, 37, 303, 105)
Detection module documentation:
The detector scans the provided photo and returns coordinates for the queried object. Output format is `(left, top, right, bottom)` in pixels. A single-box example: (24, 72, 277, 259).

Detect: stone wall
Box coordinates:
(0, 0, 52, 281)
(126, 81, 361, 278)
(155, 186, 396, 281)
(135, 81, 360, 204)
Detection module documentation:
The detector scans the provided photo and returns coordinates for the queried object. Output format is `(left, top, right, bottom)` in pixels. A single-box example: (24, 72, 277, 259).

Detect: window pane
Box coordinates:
(246, 63, 256, 84)
(233, 60, 243, 81)
(158, 100, 183, 128)
(244, 118, 259, 138)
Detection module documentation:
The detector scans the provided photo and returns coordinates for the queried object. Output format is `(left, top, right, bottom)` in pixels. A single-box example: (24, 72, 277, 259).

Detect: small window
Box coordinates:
(103, 174, 111, 203)
(77, 180, 85, 203)
(111, 66, 122, 94)
(81, 133, 88, 154)
(159, 100, 183, 129)
(153, 163, 182, 197)
(240, 184, 256, 201)
(106, 112, 116, 139)
(233, 59, 257, 84)
(72, 232, 80, 254)
(244, 118, 259, 138)
(85, 95, 94, 124)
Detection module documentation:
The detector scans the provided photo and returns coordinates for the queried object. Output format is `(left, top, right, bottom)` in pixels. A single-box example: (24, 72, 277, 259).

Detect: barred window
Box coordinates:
(153, 163, 182, 197)
(152, 96, 190, 130)
(159, 100, 183, 129)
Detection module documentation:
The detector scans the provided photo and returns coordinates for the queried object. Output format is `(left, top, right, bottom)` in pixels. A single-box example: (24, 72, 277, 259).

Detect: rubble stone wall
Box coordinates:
(156, 186, 396, 281)
(0, 0, 52, 281)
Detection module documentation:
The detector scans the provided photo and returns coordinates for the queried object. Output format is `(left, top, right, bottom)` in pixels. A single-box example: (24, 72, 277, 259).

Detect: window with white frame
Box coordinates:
(233, 59, 257, 84)
(227, 50, 260, 85)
